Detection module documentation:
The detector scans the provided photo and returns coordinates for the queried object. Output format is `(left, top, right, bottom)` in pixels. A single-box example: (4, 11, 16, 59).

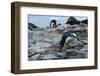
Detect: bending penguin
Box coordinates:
(59, 30, 83, 50)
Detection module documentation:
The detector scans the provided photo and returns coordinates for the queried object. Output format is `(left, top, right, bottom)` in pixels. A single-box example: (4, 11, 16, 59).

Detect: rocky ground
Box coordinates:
(28, 25, 88, 61)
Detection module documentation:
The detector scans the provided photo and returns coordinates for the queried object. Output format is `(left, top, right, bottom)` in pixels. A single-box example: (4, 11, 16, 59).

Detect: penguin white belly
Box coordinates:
(65, 36, 77, 46)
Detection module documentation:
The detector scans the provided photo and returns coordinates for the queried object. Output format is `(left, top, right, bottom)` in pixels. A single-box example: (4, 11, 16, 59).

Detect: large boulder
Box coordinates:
(82, 19, 88, 24)
(66, 16, 81, 25)
(28, 23, 38, 30)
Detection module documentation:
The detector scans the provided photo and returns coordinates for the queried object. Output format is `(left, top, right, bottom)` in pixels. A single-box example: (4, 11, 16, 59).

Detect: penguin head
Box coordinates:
(70, 33, 79, 42)
(71, 33, 78, 37)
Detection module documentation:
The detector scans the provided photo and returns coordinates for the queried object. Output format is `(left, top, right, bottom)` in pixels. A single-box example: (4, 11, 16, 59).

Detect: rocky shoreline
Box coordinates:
(28, 24, 88, 61)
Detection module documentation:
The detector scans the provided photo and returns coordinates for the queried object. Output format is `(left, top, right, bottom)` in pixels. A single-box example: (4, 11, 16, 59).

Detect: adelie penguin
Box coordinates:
(59, 30, 83, 51)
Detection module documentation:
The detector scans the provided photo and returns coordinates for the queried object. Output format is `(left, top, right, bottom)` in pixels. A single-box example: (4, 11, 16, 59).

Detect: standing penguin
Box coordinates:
(59, 30, 82, 50)
(50, 19, 57, 28)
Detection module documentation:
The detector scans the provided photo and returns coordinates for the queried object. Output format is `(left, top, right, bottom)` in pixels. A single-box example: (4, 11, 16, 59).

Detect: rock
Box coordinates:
(28, 47, 37, 56)
(47, 28, 57, 33)
(74, 52, 87, 58)
(43, 54, 59, 60)
(28, 23, 37, 30)
(28, 54, 40, 61)
(80, 45, 88, 52)
(35, 48, 47, 54)
(28, 51, 36, 57)
(63, 29, 69, 33)
(56, 51, 67, 58)
(68, 41, 83, 48)
(44, 39, 54, 43)
(56, 26, 64, 31)
(82, 40, 88, 44)
(66, 51, 87, 59)
(80, 45, 88, 58)
(67, 51, 78, 56)
(72, 26, 83, 31)
(66, 16, 81, 25)
(65, 51, 78, 59)
(28, 31, 34, 40)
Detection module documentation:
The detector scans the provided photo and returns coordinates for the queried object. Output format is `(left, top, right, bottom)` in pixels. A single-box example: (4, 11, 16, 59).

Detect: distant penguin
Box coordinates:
(50, 19, 57, 28)
(60, 31, 80, 50)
